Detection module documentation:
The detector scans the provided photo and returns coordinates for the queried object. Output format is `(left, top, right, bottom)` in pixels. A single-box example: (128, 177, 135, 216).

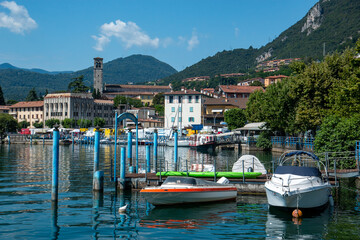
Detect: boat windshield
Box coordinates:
(274, 166, 321, 177)
(163, 177, 197, 186)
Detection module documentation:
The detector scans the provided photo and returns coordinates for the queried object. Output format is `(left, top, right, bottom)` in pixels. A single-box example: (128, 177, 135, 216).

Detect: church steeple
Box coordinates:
(93, 57, 103, 95)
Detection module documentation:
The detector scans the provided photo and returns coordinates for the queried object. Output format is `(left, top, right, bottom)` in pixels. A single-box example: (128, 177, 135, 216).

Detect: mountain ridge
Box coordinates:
(0, 54, 177, 101)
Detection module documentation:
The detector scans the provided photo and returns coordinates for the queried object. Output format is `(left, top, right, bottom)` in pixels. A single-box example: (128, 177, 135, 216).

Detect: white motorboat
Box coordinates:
(265, 151, 331, 209)
(140, 176, 237, 206)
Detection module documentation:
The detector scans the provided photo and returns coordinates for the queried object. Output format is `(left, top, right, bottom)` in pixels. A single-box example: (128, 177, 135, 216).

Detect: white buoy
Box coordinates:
(119, 204, 128, 213)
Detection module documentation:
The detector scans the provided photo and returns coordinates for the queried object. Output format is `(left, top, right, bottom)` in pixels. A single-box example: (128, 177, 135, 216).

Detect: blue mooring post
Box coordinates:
(93, 127, 103, 191)
(174, 129, 178, 171)
(136, 113, 139, 173)
(146, 145, 151, 173)
(120, 147, 126, 189)
(94, 127, 100, 172)
(51, 124, 60, 201)
(114, 111, 118, 182)
(153, 129, 158, 172)
(127, 129, 133, 173)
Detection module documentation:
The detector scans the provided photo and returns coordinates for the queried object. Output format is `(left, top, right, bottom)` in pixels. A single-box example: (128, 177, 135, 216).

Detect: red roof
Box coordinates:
(265, 75, 288, 79)
(10, 101, 44, 108)
(218, 85, 264, 94)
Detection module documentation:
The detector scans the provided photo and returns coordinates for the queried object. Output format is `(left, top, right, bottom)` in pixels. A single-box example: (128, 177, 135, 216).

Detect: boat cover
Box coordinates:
(274, 166, 321, 177)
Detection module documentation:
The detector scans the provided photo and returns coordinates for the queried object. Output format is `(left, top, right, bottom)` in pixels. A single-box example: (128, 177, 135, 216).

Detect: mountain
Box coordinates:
(162, 0, 360, 83)
(0, 63, 72, 74)
(0, 55, 177, 101)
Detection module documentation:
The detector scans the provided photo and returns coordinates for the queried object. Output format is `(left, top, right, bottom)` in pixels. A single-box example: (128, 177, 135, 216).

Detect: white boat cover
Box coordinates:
(232, 155, 267, 174)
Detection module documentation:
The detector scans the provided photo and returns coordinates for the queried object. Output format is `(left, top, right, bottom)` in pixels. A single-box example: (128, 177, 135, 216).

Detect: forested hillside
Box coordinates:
(161, 0, 360, 85)
(0, 55, 177, 101)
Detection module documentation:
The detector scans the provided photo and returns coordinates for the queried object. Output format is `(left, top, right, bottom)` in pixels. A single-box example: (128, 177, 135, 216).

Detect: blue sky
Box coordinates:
(0, 0, 318, 72)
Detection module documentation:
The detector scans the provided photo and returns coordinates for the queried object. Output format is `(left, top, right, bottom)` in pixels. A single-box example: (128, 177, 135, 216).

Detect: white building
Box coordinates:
(44, 93, 114, 127)
(164, 89, 203, 129)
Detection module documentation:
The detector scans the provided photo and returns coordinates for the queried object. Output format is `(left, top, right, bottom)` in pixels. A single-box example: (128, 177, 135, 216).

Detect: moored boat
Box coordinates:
(189, 133, 216, 150)
(140, 176, 237, 206)
(265, 151, 331, 209)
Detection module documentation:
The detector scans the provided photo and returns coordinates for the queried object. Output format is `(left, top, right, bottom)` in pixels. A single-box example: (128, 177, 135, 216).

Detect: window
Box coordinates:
(179, 107, 182, 112)
(171, 117, 175, 122)
(179, 117, 182, 122)
(189, 117, 194, 122)
(178, 96, 182, 103)
(188, 96, 192, 103)
(190, 107, 193, 112)
(195, 96, 199, 103)
(171, 107, 175, 112)
(169, 96, 173, 103)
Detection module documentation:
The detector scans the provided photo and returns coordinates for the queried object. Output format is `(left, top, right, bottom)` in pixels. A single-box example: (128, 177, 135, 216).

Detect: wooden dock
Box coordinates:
(121, 173, 339, 193)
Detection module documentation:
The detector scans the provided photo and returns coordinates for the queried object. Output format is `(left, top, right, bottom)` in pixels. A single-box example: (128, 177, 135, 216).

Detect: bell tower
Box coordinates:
(93, 57, 103, 94)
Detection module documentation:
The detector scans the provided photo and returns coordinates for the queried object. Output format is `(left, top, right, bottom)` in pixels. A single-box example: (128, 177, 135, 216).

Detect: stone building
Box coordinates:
(93, 57, 103, 94)
(9, 101, 44, 127)
(44, 93, 114, 127)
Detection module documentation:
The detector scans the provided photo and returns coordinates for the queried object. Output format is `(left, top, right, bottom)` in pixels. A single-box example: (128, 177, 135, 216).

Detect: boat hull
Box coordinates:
(265, 184, 331, 209)
(141, 187, 237, 206)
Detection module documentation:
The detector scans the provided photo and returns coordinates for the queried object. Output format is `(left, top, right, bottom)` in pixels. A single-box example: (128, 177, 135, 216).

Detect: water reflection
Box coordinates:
(266, 206, 333, 239)
(140, 201, 238, 229)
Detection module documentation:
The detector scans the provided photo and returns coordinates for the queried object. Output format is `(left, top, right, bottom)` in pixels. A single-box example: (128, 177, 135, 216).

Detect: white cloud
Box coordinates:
(0, 1, 37, 34)
(93, 19, 159, 51)
(187, 30, 199, 51)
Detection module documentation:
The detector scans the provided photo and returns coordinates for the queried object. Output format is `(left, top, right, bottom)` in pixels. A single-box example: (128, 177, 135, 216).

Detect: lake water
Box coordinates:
(0, 144, 359, 239)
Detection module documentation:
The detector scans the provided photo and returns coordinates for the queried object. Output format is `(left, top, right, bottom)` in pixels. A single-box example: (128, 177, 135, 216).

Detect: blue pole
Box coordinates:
(114, 112, 118, 182)
(174, 130, 178, 171)
(94, 127, 100, 173)
(153, 129, 158, 173)
(136, 114, 139, 173)
(120, 147, 126, 188)
(51, 126, 60, 201)
(30, 135, 32, 145)
(146, 145, 151, 173)
(127, 130, 133, 172)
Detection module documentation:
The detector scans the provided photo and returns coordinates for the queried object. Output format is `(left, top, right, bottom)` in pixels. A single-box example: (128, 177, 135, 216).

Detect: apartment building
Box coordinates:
(9, 101, 44, 127)
(164, 89, 203, 129)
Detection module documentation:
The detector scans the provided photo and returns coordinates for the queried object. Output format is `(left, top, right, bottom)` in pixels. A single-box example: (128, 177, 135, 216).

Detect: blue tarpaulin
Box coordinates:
(191, 124, 203, 131)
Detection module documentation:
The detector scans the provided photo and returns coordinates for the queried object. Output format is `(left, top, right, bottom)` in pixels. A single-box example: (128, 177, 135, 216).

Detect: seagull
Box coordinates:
(118, 204, 127, 213)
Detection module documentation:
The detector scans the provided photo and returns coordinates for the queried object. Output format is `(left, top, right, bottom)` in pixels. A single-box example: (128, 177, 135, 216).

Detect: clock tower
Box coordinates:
(93, 57, 103, 95)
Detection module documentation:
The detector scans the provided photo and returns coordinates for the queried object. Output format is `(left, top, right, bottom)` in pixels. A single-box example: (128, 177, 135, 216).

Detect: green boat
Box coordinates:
(156, 171, 262, 178)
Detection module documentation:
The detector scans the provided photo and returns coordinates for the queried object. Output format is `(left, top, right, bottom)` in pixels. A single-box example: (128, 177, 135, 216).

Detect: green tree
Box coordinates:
(256, 131, 273, 151)
(68, 75, 90, 93)
(33, 122, 43, 128)
(224, 108, 246, 130)
(7, 100, 18, 105)
(92, 89, 101, 99)
(249, 81, 264, 87)
(0, 86, 5, 105)
(113, 95, 143, 108)
(77, 119, 92, 128)
(94, 117, 106, 128)
(154, 104, 164, 116)
(152, 93, 164, 105)
(45, 119, 60, 128)
(61, 118, 76, 128)
(25, 88, 38, 101)
(0, 113, 18, 139)
(18, 120, 30, 130)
